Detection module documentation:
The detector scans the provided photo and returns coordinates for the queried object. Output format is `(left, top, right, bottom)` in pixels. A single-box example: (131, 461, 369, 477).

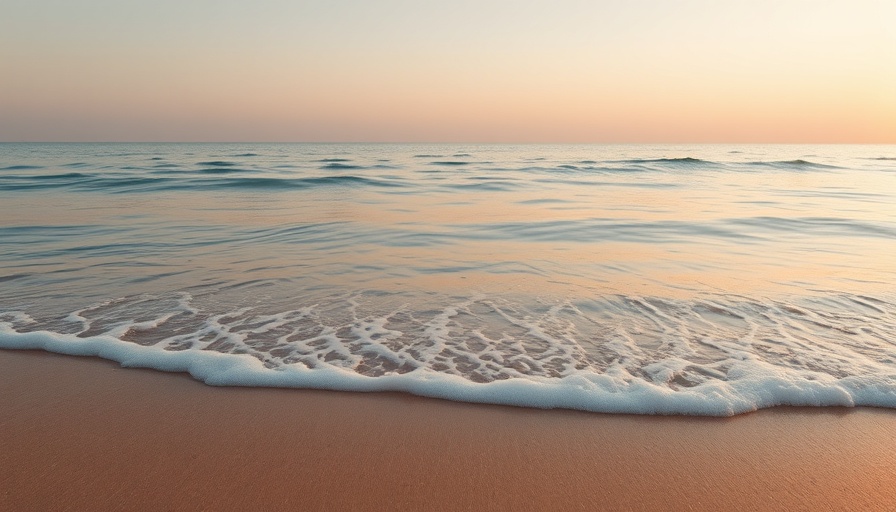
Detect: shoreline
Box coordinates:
(3, 349, 896, 511)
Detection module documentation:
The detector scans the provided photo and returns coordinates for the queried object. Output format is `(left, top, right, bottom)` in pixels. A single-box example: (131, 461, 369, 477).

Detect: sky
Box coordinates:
(1, 0, 894, 143)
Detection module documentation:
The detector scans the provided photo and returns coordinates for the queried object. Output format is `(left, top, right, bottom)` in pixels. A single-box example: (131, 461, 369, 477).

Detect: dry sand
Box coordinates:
(2, 349, 895, 511)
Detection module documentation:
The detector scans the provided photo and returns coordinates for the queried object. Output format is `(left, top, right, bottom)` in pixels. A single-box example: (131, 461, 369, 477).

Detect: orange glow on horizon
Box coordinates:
(1, 0, 893, 142)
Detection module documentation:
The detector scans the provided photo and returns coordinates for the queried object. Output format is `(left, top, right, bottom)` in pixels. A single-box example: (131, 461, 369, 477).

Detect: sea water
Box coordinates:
(1, 143, 895, 416)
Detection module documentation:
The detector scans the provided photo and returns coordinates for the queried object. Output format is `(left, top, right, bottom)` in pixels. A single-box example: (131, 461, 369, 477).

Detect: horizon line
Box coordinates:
(2, 141, 895, 145)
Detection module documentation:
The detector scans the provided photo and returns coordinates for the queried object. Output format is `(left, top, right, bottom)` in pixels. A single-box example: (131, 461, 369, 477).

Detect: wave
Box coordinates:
(727, 216, 896, 239)
(516, 198, 576, 205)
(444, 180, 521, 192)
(93, 177, 175, 193)
(300, 175, 403, 187)
(431, 161, 470, 166)
(550, 164, 649, 174)
(456, 216, 896, 244)
(207, 175, 405, 190)
(321, 162, 365, 170)
(2, 291, 894, 416)
(1, 165, 44, 170)
(0, 173, 406, 192)
(29, 172, 91, 180)
(747, 159, 840, 169)
(0, 273, 29, 283)
(445, 218, 747, 243)
(196, 167, 254, 174)
(533, 178, 676, 189)
(196, 160, 237, 167)
(0, 172, 97, 191)
(617, 157, 714, 165)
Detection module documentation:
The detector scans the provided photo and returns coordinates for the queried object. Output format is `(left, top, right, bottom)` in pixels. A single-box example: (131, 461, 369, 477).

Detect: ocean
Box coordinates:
(1, 143, 894, 416)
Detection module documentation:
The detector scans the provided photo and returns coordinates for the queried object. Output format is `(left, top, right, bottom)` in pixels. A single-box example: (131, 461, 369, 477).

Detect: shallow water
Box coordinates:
(2, 143, 895, 415)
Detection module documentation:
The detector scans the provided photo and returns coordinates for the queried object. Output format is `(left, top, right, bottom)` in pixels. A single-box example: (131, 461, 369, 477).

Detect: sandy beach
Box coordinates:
(2, 349, 895, 511)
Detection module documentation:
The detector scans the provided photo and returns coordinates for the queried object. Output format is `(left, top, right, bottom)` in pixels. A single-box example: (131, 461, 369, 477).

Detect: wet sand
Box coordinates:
(2, 349, 895, 511)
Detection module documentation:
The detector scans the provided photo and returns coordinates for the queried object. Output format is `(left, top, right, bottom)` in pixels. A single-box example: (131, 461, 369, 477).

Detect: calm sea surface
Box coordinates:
(2, 143, 895, 415)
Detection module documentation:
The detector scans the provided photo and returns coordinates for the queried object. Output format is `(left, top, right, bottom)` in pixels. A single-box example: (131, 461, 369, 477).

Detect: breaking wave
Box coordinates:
(2, 291, 895, 416)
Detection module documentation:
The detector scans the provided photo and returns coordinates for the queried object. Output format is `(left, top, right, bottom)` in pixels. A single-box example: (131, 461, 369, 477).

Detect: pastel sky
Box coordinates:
(1, 0, 894, 142)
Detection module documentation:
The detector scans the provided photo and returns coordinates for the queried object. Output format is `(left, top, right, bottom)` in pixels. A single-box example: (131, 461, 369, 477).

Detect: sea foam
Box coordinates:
(2, 290, 895, 417)
(2, 322, 893, 416)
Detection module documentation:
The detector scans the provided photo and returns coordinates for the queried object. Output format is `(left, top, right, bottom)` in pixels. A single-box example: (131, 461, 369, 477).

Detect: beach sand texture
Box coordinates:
(2, 349, 895, 511)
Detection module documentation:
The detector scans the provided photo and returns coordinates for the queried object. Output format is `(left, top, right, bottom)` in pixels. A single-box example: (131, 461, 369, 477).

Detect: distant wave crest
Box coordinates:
(747, 159, 840, 169)
(619, 157, 711, 165)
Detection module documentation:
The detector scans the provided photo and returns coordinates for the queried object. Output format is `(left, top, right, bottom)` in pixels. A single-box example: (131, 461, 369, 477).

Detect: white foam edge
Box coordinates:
(2, 324, 895, 417)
